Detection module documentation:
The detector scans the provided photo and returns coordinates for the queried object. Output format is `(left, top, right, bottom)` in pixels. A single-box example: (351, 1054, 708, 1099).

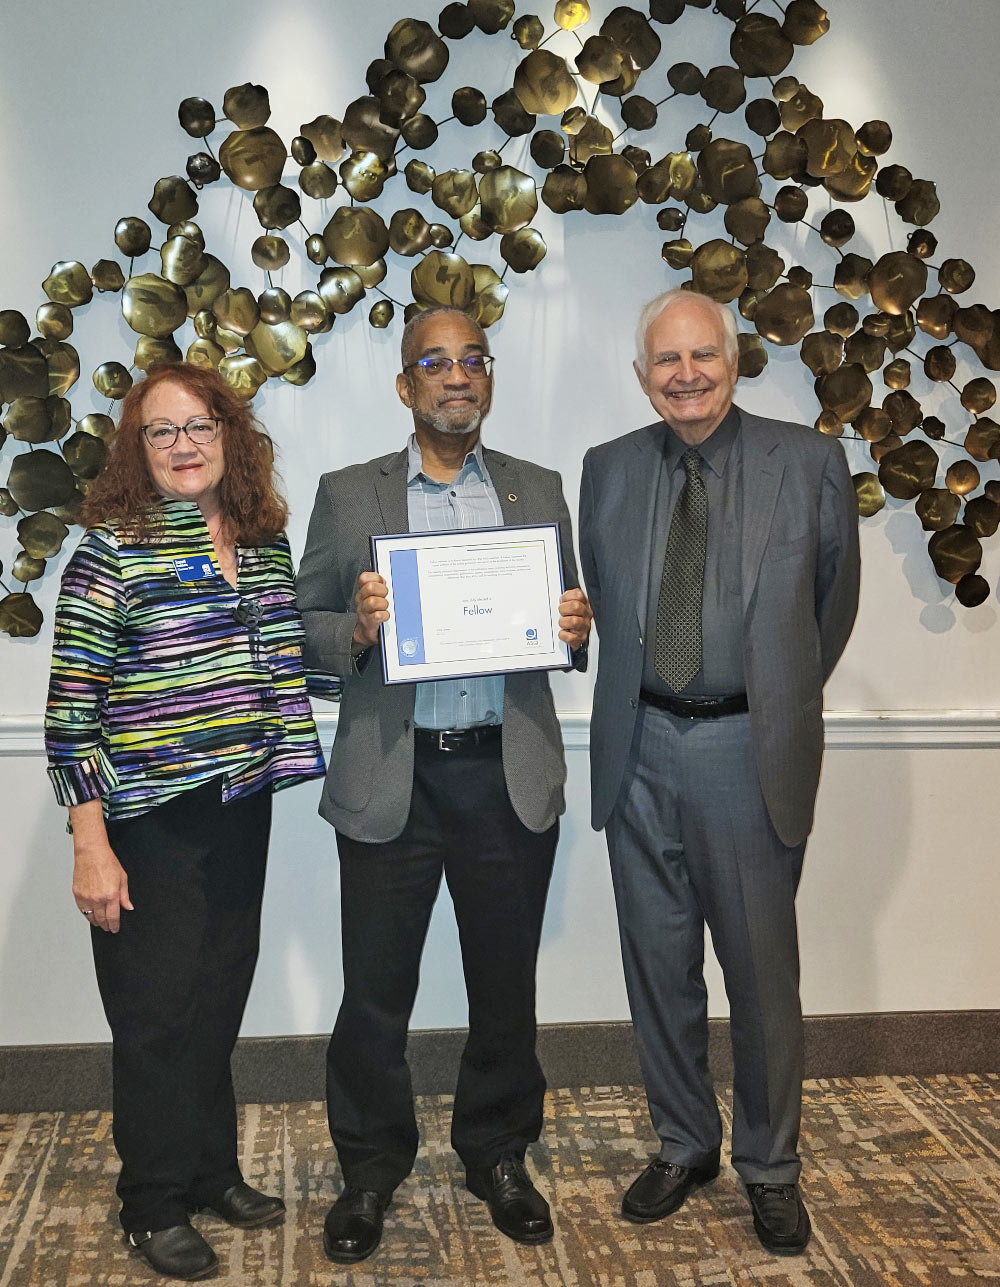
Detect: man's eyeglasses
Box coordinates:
(141, 417, 222, 449)
(402, 355, 495, 380)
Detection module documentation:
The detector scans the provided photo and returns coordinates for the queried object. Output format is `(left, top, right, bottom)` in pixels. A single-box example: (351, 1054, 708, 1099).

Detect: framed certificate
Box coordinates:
(371, 523, 572, 684)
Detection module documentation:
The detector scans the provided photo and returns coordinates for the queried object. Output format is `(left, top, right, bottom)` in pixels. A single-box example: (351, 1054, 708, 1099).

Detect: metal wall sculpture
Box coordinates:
(1, 0, 998, 637)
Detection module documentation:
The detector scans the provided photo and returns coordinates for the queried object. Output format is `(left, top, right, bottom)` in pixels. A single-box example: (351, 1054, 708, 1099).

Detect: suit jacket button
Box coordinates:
(630, 698, 637, 709)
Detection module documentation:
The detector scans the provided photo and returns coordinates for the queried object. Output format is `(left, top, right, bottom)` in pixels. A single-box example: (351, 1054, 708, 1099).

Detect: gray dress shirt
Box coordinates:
(406, 433, 505, 729)
(642, 406, 746, 698)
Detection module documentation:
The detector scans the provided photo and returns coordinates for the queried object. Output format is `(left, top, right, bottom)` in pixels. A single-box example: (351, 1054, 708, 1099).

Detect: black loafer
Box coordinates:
(125, 1225, 218, 1280)
(466, 1154, 553, 1245)
(202, 1181, 285, 1229)
(322, 1188, 389, 1264)
(621, 1157, 720, 1223)
(746, 1183, 811, 1255)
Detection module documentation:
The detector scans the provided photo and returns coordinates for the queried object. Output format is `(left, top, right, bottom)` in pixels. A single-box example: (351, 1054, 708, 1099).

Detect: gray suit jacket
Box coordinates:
(579, 407, 860, 849)
(297, 445, 584, 843)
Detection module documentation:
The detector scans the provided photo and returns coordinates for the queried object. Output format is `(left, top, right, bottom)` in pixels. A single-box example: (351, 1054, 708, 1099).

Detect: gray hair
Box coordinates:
(634, 288, 739, 375)
(400, 306, 490, 369)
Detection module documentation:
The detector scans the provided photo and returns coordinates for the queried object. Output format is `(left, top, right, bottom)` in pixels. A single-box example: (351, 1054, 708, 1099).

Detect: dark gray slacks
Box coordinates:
(606, 703, 805, 1184)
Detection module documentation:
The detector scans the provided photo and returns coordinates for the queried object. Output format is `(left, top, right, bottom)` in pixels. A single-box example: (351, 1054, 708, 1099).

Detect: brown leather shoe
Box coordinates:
(622, 1157, 720, 1223)
(746, 1183, 811, 1254)
(466, 1154, 553, 1245)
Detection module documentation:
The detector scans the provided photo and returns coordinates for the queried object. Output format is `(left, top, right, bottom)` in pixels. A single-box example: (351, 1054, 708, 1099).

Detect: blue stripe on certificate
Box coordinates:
(389, 547, 426, 666)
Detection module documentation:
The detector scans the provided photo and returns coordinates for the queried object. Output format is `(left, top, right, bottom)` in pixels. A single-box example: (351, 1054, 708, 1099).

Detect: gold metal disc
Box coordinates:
(323, 206, 391, 266)
(927, 525, 982, 584)
(514, 49, 579, 114)
(879, 440, 938, 499)
(92, 361, 133, 399)
(816, 362, 873, 422)
(432, 170, 480, 218)
(245, 319, 309, 376)
(223, 83, 271, 128)
(752, 283, 814, 345)
(411, 250, 476, 308)
(42, 261, 93, 308)
(148, 176, 198, 225)
(219, 354, 268, 398)
(478, 165, 538, 233)
(317, 267, 365, 315)
(114, 217, 152, 258)
(213, 287, 260, 336)
(122, 273, 187, 338)
(500, 228, 546, 273)
(584, 154, 638, 215)
(853, 472, 885, 517)
(690, 239, 748, 302)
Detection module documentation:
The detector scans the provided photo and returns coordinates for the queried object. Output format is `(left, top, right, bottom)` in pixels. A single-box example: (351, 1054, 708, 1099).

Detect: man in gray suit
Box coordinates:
(579, 289, 859, 1255)
(297, 305, 591, 1264)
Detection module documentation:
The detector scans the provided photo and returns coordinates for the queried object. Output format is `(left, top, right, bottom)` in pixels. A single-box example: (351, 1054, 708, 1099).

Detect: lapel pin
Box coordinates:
(508, 493, 517, 502)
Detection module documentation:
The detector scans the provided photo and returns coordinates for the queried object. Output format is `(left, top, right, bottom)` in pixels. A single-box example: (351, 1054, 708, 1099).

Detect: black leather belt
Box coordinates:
(414, 724, 502, 752)
(640, 688, 749, 720)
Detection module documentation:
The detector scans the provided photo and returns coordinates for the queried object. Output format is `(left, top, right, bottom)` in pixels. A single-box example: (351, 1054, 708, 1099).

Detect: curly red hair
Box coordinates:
(81, 362, 288, 545)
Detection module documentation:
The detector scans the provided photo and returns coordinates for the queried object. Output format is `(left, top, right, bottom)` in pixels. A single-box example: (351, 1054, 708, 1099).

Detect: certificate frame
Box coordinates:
(371, 523, 572, 685)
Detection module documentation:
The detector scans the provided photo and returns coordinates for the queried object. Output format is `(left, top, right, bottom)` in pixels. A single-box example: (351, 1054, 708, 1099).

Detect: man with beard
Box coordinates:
(297, 306, 592, 1265)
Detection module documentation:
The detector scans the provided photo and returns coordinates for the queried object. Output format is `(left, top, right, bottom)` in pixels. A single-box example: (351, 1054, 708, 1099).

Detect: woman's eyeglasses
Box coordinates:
(141, 417, 222, 449)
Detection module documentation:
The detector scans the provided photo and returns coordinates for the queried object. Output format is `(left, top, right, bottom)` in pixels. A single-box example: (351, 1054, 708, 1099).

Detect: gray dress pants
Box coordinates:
(606, 702, 805, 1184)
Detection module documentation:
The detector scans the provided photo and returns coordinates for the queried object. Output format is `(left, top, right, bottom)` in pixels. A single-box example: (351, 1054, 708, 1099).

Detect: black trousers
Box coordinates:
(328, 738, 557, 1195)
(93, 781, 272, 1233)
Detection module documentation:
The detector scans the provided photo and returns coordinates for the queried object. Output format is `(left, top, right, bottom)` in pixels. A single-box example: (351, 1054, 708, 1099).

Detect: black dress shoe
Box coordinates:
(466, 1154, 553, 1245)
(746, 1183, 811, 1255)
(125, 1225, 218, 1280)
(323, 1188, 389, 1264)
(202, 1181, 285, 1229)
(621, 1157, 720, 1223)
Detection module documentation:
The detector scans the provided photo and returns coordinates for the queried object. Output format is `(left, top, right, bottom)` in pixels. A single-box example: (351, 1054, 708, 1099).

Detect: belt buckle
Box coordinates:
(436, 729, 458, 752)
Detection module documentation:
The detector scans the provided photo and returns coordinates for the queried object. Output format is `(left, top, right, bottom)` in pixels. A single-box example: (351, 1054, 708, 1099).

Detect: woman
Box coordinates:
(45, 362, 326, 1281)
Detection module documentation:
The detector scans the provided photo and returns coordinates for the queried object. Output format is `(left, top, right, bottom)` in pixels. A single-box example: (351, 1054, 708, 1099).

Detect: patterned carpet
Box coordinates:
(2, 1076, 999, 1285)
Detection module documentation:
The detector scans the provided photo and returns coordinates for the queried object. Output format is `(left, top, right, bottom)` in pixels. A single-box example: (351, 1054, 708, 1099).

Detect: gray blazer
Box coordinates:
(579, 408, 861, 849)
(297, 445, 584, 843)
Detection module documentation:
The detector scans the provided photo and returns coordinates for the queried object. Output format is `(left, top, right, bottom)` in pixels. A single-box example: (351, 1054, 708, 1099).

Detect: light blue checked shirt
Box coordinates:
(406, 434, 505, 729)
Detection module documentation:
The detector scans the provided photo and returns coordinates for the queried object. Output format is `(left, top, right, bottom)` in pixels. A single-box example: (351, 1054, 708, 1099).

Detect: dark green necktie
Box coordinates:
(654, 447, 708, 691)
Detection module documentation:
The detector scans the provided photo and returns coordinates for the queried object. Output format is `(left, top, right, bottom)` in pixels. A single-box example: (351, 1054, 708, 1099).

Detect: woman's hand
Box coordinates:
(69, 800, 133, 933)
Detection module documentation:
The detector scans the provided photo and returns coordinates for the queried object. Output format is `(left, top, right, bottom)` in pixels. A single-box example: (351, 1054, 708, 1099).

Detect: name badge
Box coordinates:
(173, 556, 216, 582)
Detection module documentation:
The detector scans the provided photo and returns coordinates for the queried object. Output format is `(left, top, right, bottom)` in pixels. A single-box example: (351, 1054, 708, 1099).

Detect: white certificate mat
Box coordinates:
(372, 523, 571, 684)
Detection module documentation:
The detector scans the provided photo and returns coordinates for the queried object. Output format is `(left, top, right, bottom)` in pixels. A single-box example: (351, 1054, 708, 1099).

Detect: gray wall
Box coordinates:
(1, 0, 999, 1046)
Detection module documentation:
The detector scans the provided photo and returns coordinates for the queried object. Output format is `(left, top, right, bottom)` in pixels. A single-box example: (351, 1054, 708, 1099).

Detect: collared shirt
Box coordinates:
(406, 433, 505, 729)
(45, 499, 326, 820)
(642, 405, 746, 698)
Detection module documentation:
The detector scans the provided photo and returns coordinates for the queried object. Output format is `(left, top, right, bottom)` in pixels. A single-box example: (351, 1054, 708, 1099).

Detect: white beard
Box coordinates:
(425, 405, 484, 436)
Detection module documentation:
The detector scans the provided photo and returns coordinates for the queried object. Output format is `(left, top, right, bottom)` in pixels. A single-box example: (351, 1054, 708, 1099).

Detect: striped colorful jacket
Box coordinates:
(45, 499, 327, 820)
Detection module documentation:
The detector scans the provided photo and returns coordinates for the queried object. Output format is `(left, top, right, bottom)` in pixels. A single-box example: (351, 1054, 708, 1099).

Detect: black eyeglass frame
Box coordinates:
(140, 416, 222, 449)
(401, 354, 496, 379)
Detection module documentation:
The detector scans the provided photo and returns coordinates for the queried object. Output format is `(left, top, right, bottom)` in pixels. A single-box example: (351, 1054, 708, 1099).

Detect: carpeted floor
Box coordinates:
(2, 1075, 999, 1285)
